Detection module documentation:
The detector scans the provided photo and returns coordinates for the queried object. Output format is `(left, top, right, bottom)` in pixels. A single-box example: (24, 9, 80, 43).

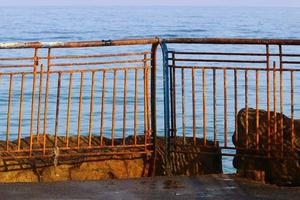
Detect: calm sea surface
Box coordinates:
(1, 7, 300, 41)
(1, 6, 300, 172)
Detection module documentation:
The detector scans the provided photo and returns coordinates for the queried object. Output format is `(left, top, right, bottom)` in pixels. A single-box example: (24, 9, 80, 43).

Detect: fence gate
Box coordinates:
(161, 38, 300, 174)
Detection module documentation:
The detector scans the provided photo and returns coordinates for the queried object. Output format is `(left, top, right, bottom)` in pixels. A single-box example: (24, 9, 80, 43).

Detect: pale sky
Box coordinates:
(0, 0, 300, 7)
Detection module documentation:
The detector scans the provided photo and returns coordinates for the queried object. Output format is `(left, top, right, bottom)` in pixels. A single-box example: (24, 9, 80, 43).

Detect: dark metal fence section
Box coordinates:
(162, 38, 300, 161)
(0, 38, 159, 163)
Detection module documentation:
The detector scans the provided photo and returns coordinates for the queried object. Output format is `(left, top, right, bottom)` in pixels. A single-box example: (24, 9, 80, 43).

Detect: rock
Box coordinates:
(233, 108, 300, 186)
(155, 137, 222, 176)
(70, 158, 145, 180)
(40, 165, 71, 182)
(70, 161, 116, 180)
(0, 170, 38, 183)
(124, 158, 145, 178)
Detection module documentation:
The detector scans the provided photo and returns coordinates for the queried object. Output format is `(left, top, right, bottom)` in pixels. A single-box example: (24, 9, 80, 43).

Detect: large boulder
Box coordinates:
(233, 108, 300, 185)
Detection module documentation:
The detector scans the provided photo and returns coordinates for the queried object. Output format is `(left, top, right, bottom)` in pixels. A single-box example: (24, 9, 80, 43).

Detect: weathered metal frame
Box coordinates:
(1, 37, 300, 174)
(161, 38, 300, 161)
(0, 38, 159, 174)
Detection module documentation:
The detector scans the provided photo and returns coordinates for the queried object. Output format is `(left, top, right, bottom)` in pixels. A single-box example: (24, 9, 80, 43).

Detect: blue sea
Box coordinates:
(1, 7, 300, 41)
(1, 6, 300, 172)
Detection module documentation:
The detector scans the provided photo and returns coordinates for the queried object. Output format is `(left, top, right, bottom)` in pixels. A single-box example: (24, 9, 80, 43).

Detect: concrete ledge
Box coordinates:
(0, 174, 299, 200)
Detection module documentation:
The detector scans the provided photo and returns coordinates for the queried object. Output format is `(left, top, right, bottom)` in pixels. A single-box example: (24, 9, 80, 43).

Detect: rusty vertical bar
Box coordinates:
(6, 74, 13, 151)
(36, 64, 44, 141)
(111, 70, 117, 147)
(169, 53, 174, 138)
(88, 72, 95, 147)
(291, 71, 294, 151)
(273, 62, 277, 143)
(279, 45, 284, 156)
(256, 70, 260, 150)
(213, 69, 217, 146)
(266, 44, 271, 157)
(143, 55, 147, 144)
(224, 68, 227, 148)
(43, 48, 51, 154)
(54, 72, 62, 147)
(192, 68, 196, 145)
(181, 68, 186, 144)
(145, 55, 151, 145)
(146, 56, 151, 144)
(245, 70, 248, 149)
(100, 71, 106, 146)
(172, 52, 177, 140)
(173, 55, 177, 140)
(134, 69, 138, 145)
(122, 70, 128, 145)
(77, 72, 84, 148)
(202, 68, 206, 146)
(65, 73, 73, 148)
(29, 48, 38, 156)
(17, 74, 25, 150)
(234, 69, 238, 145)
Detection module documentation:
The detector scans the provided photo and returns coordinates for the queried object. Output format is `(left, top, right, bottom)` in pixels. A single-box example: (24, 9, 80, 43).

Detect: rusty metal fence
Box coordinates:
(1, 37, 300, 173)
(0, 38, 159, 163)
(161, 38, 300, 161)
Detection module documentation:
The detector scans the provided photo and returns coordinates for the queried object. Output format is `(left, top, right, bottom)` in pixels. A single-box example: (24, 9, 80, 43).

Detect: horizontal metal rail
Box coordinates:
(0, 38, 159, 49)
(163, 38, 300, 45)
(173, 65, 300, 71)
(3, 37, 300, 49)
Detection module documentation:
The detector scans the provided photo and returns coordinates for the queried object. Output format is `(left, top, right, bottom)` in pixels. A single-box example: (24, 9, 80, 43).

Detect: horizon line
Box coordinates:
(0, 5, 300, 8)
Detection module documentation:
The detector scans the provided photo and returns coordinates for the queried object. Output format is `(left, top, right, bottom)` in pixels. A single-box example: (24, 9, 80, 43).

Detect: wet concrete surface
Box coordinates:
(0, 174, 299, 200)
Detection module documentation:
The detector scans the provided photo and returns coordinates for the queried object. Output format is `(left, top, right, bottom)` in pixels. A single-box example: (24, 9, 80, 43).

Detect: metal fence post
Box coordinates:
(161, 40, 171, 175)
(150, 41, 158, 176)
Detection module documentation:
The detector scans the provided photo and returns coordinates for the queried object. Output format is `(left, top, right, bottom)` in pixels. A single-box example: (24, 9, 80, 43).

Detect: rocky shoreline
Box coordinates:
(0, 135, 222, 182)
